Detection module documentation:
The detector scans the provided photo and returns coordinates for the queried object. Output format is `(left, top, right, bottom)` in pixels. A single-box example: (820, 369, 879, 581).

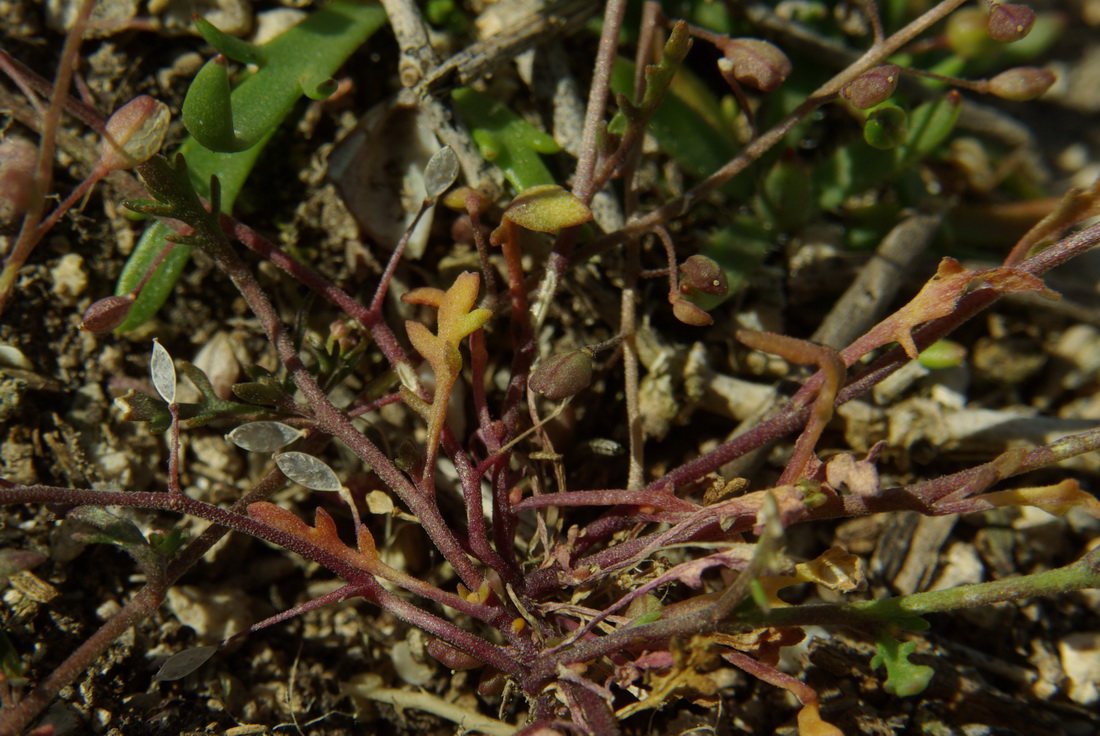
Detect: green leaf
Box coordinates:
(232, 380, 286, 406)
(610, 58, 743, 195)
(193, 16, 267, 66)
(68, 506, 150, 550)
(0, 630, 26, 683)
(870, 630, 935, 697)
(0, 548, 46, 582)
(897, 92, 962, 170)
(452, 87, 559, 191)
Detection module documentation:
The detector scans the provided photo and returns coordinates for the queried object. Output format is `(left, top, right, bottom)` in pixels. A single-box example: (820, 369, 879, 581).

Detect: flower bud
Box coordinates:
(679, 255, 728, 297)
(987, 3, 1035, 43)
(988, 67, 1055, 101)
(841, 65, 900, 109)
(529, 349, 594, 400)
(718, 38, 792, 92)
(425, 638, 483, 671)
(79, 294, 135, 333)
(100, 96, 170, 172)
(671, 297, 713, 327)
(0, 138, 42, 225)
(946, 8, 997, 59)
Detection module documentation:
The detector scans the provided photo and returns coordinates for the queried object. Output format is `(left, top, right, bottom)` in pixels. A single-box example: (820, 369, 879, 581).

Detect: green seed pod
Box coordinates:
(918, 340, 967, 369)
(946, 8, 997, 59)
(863, 105, 908, 150)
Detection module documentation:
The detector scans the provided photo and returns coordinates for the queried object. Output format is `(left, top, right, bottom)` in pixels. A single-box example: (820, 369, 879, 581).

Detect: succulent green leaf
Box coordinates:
(897, 92, 961, 169)
(67, 507, 160, 575)
(610, 58, 743, 197)
(230, 381, 283, 406)
(182, 56, 243, 152)
(452, 87, 558, 191)
(117, 0, 386, 329)
(193, 16, 266, 65)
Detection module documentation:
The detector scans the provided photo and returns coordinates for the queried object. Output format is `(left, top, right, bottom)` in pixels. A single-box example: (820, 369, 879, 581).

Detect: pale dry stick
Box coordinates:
(620, 247, 645, 490)
(377, 0, 500, 196)
(812, 210, 945, 349)
(0, 0, 98, 316)
(379, 0, 598, 199)
(420, 0, 597, 92)
(573, 0, 630, 205)
(617, 2, 666, 492)
(531, 0, 630, 332)
(576, 0, 972, 262)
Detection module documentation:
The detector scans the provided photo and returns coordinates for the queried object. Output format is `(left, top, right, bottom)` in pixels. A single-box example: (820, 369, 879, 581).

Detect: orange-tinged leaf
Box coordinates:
(406, 320, 444, 366)
(502, 184, 593, 232)
(797, 702, 844, 736)
(437, 272, 490, 345)
(980, 479, 1100, 518)
(312, 506, 339, 542)
(864, 258, 1058, 359)
(357, 526, 379, 557)
(402, 287, 445, 307)
(249, 501, 310, 537)
(455, 308, 492, 340)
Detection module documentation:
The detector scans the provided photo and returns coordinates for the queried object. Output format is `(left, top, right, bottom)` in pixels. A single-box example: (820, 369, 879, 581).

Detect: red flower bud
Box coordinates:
(425, 638, 483, 671)
(100, 96, 170, 172)
(718, 38, 792, 92)
(679, 255, 728, 297)
(841, 65, 900, 109)
(671, 297, 713, 327)
(0, 138, 42, 225)
(988, 67, 1055, 101)
(80, 294, 135, 333)
(987, 3, 1036, 43)
(529, 350, 594, 400)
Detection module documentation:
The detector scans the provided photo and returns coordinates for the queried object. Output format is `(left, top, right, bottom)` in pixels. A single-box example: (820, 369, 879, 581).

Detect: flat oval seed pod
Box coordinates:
(424, 146, 460, 201)
(275, 451, 343, 492)
(226, 421, 303, 453)
(155, 645, 218, 681)
(150, 339, 177, 404)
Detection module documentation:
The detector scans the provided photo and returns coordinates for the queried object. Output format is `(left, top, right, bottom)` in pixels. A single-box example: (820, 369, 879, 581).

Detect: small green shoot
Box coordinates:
(870, 630, 935, 697)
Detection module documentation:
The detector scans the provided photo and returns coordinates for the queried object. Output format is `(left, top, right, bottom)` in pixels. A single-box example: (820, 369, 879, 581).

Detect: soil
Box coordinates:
(2, 1, 1100, 736)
